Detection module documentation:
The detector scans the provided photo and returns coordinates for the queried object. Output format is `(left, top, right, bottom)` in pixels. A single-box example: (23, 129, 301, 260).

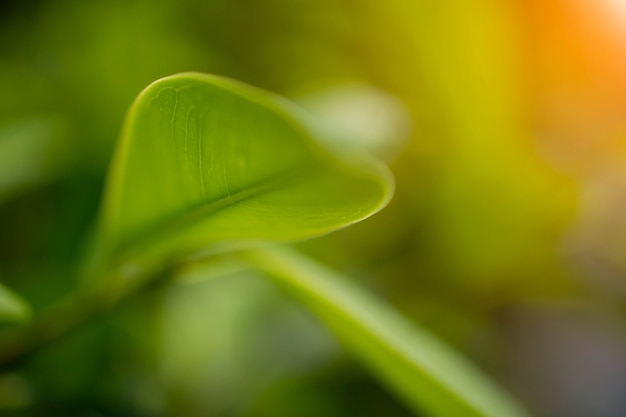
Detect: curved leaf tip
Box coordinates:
(96, 72, 394, 272)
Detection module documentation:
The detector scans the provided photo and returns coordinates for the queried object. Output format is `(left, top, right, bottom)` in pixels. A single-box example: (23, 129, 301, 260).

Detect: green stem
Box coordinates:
(0, 265, 175, 370)
(243, 245, 532, 417)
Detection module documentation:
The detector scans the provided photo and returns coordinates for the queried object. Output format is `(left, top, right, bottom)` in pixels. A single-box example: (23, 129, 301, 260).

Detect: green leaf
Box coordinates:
(245, 246, 532, 417)
(0, 282, 31, 323)
(95, 73, 392, 276)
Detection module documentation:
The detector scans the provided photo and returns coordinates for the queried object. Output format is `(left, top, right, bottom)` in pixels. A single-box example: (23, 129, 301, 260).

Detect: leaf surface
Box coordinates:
(97, 73, 392, 273)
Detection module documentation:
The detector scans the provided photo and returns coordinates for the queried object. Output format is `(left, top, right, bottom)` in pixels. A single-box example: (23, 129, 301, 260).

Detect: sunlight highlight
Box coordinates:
(592, 0, 626, 36)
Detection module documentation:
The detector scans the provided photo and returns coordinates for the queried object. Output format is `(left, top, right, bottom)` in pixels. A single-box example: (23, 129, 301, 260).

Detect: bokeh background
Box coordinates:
(2, 0, 626, 416)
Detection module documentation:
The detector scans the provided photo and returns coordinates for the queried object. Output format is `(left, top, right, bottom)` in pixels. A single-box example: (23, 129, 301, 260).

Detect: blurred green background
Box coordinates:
(2, 0, 626, 416)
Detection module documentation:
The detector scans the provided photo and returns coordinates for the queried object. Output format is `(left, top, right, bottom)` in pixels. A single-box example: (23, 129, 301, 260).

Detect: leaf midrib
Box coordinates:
(113, 161, 319, 259)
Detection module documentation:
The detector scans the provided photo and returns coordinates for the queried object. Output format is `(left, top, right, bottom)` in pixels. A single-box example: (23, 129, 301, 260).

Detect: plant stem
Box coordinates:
(243, 245, 533, 417)
(0, 265, 175, 371)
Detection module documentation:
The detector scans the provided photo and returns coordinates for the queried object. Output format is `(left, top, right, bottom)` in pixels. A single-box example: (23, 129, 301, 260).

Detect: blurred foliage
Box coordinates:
(2, 0, 626, 416)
